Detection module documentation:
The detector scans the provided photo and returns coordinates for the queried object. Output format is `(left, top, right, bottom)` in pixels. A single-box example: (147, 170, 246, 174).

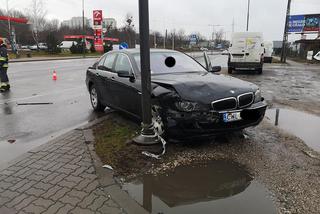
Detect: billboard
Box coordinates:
(288, 14, 320, 33)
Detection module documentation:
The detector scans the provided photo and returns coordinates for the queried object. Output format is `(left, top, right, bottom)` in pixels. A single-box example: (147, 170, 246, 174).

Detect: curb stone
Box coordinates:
(82, 124, 149, 214)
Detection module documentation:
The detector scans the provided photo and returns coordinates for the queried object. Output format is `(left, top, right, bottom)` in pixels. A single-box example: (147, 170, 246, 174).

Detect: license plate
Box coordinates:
(223, 112, 242, 123)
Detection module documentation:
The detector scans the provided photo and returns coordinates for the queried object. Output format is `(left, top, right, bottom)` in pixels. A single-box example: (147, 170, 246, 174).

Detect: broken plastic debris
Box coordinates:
(141, 135, 167, 160)
(102, 165, 113, 170)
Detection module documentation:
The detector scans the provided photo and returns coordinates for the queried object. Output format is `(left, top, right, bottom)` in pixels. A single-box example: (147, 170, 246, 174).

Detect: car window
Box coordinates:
(103, 53, 117, 71)
(114, 54, 132, 73)
(98, 55, 106, 67)
(134, 52, 206, 74)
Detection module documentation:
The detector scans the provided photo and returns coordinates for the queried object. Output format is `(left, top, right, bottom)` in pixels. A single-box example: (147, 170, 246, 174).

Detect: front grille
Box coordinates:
(211, 98, 237, 111)
(238, 93, 254, 108)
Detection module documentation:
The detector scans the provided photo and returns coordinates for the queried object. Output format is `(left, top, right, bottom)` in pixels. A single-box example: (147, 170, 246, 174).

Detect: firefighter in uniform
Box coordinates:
(0, 38, 10, 92)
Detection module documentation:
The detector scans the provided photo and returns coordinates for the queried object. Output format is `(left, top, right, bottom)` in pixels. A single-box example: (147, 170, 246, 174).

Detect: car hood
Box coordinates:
(151, 72, 258, 104)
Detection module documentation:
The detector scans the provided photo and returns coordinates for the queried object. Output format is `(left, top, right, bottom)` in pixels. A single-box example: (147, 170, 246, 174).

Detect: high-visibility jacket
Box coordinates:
(0, 44, 8, 68)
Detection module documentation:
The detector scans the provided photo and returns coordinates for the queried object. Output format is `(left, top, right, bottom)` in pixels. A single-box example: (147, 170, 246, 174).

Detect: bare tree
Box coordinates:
(123, 13, 135, 48)
(27, 0, 47, 48)
(215, 29, 224, 43)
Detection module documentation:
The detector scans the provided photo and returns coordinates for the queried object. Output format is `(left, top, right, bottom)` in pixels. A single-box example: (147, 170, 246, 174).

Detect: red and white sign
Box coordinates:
(93, 10, 103, 22)
(93, 10, 104, 52)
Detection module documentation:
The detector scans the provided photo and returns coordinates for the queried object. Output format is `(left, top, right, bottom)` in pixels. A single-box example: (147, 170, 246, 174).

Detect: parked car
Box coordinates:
(228, 32, 265, 74)
(29, 43, 48, 51)
(86, 49, 267, 140)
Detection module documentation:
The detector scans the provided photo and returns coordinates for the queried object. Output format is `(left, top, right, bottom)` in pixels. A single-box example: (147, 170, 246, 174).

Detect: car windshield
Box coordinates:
(133, 51, 206, 74)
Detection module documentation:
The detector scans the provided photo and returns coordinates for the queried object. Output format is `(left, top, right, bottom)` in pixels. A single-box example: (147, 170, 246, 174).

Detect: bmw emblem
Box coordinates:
(230, 90, 235, 94)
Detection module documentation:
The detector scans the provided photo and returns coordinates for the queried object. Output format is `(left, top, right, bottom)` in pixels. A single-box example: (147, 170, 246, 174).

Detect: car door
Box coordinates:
(108, 53, 141, 117)
(95, 53, 117, 105)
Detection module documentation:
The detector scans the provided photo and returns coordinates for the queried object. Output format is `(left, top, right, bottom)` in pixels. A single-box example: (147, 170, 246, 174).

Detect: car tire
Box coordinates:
(228, 67, 233, 74)
(90, 85, 106, 112)
(257, 67, 263, 75)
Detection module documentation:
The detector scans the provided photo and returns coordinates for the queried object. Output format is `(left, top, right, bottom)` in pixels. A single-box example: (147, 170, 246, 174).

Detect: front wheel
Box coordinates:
(152, 106, 165, 137)
(90, 85, 106, 112)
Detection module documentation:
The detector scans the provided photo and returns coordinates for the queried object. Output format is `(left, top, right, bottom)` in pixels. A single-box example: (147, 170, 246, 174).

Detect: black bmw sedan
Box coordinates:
(86, 49, 267, 140)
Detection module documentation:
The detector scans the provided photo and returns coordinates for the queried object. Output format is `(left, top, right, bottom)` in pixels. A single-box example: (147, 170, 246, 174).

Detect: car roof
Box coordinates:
(112, 48, 180, 55)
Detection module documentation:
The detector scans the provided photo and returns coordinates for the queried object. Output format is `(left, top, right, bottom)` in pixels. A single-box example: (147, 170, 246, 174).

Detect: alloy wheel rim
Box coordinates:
(152, 106, 165, 136)
(90, 87, 98, 108)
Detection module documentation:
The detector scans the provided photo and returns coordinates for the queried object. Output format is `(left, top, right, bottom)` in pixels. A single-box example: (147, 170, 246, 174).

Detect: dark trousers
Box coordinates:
(0, 67, 9, 83)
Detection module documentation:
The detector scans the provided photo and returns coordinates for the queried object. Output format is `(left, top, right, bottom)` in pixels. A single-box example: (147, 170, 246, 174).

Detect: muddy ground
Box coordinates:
(92, 61, 320, 214)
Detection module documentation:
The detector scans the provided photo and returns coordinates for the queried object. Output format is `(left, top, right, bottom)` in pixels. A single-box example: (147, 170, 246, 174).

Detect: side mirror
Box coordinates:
(211, 66, 221, 73)
(117, 70, 134, 78)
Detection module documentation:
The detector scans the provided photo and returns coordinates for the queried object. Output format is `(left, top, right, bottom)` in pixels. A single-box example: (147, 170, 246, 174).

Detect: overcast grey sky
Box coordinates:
(2, 0, 320, 41)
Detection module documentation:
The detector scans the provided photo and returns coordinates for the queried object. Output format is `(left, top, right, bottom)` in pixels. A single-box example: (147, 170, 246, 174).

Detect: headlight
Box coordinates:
(175, 101, 200, 112)
(254, 89, 262, 103)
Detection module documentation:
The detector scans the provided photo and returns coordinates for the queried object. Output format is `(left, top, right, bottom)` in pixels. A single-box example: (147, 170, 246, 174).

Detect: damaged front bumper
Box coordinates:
(164, 101, 267, 140)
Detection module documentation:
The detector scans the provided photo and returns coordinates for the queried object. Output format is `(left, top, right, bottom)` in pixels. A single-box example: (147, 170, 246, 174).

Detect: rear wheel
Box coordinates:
(90, 85, 106, 112)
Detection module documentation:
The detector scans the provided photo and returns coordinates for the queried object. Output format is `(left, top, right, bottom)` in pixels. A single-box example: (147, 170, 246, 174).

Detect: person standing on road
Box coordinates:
(0, 38, 10, 92)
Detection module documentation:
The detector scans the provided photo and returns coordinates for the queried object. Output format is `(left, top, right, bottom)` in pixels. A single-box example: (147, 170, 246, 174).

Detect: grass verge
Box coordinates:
(93, 113, 162, 177)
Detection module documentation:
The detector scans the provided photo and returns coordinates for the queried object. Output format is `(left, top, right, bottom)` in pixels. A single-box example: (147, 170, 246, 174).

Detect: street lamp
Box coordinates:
(82, 0, 86, 58)
(133, 0, 158, 145)
(246, 0, 250, 31)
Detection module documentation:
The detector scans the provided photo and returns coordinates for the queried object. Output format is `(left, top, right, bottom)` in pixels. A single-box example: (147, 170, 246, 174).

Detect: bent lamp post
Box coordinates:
(133, 0, 159, 145)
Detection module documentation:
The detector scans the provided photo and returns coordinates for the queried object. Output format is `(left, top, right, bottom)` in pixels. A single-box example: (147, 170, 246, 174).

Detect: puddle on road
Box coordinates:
(122, 161, 276, 214)
(266, 108, 320, 152)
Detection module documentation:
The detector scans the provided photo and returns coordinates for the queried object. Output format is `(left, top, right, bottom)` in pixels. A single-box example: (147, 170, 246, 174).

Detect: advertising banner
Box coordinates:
(288, 14, 320, 33)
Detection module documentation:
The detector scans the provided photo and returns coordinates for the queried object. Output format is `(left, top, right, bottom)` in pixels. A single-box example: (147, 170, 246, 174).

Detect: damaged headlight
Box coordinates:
(254, 89, 262, 103)
(175, 101, 200, 112)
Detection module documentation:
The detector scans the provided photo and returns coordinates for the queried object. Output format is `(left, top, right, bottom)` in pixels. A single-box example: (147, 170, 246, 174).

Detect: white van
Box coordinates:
(59, 41, 77, 50)
(228, 32, 264, 74)
(264, 42, 273, 63)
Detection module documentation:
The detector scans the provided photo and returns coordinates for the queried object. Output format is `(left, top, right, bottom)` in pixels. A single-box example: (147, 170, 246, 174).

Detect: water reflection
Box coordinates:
(123, 161, 276, 214)
(266, 108, 320, 152)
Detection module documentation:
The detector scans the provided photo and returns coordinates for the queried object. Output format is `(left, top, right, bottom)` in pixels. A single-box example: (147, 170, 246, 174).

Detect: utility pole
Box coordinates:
(172, 30, 175, 50)
(164, 29, 167, 49)
(246, 0, 250, 31)
(82, 0, 86, 58)
(232, 17, 235, 33)
(281, 0, 292, 63)
(133, 0, 158, 145)
(6, 0, 11, 42)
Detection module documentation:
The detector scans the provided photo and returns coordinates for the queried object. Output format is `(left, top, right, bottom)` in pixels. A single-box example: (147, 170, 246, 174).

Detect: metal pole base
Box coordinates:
(133, 123, 160, 145)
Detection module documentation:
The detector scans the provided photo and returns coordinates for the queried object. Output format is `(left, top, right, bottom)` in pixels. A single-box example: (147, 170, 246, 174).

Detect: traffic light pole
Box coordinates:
(133, 0, 158, 145)
(281, 0, 292, 63)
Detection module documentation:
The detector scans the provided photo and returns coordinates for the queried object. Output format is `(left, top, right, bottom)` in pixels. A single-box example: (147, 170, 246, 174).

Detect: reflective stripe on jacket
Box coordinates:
(0, 45, 8, 68)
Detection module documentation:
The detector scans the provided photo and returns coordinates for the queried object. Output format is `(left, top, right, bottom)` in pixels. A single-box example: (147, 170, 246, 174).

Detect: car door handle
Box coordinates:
(95, 73, 100, 76)
(111, 76, 115, 80)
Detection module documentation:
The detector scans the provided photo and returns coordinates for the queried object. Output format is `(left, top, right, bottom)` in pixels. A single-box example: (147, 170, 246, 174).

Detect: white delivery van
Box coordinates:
(228, 32, 264, 74)
(264, 42, 273, 63)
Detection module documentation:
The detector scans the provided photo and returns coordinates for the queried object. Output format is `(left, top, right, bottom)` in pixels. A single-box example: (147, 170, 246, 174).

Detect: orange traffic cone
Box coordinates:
(52, 71, 57, 81)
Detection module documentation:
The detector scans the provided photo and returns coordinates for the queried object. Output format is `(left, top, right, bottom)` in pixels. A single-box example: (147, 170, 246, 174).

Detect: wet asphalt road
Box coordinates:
(0, 58, 101, 165)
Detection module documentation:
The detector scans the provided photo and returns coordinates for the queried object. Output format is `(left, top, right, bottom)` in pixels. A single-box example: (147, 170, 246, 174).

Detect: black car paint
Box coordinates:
(86, 49, 267, 139)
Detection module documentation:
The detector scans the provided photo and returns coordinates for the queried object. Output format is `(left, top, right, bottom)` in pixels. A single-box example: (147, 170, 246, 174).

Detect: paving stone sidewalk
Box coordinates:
(0, 129, 145, 214)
